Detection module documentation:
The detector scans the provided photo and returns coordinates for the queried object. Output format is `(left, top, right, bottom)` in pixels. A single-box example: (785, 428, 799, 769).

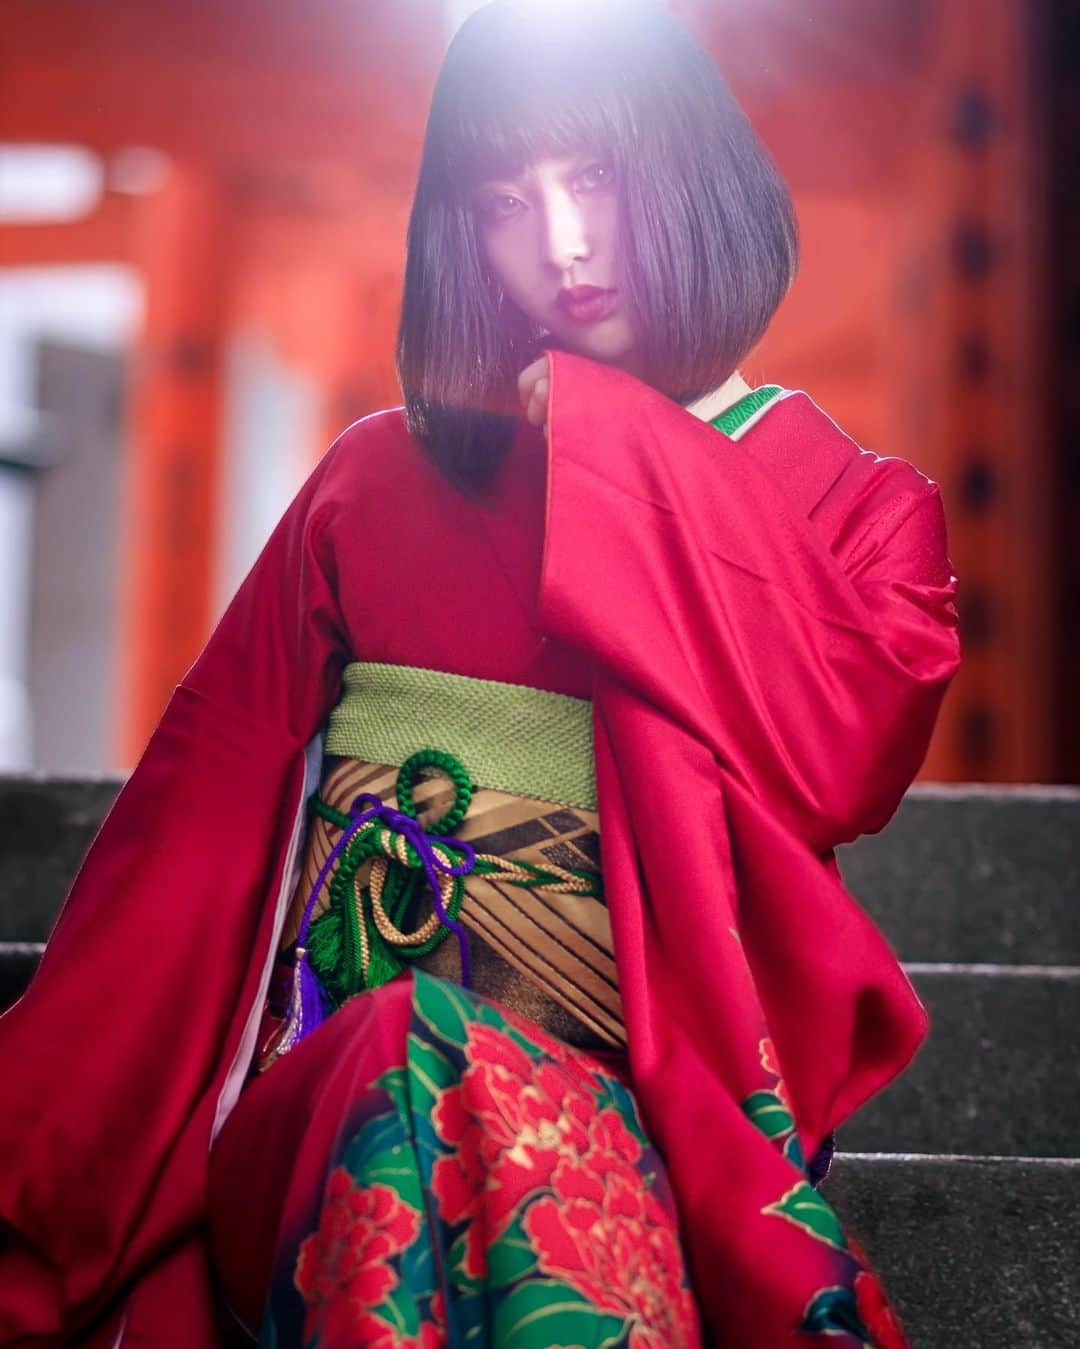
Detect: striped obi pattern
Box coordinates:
(280, 664, 624, 1050)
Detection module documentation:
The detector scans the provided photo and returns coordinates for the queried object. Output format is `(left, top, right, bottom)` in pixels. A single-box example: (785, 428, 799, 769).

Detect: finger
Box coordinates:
(527, 377, 549, 426)
(517, 356, 547, 400)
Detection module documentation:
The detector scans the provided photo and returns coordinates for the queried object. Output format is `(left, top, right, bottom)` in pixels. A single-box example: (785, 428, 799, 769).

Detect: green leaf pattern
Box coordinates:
(263, 970, 700, 1347)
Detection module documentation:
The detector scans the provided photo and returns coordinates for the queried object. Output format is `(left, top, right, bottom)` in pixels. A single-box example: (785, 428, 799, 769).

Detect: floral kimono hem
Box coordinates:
(208, 970, 907, 1348)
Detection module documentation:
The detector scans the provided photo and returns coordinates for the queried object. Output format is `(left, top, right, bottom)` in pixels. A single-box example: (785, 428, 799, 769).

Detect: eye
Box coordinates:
(476, 192, 522, 223)
(577, 161, 614, 191)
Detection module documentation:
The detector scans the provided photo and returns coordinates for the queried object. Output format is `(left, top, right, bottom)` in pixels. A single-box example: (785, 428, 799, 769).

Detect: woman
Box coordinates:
(0, 2, 961, 1345)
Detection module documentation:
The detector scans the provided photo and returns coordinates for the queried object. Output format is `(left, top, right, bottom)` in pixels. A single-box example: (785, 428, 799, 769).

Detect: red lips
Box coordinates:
(556, 284, 614, 311)
(555, 285, 619, 325)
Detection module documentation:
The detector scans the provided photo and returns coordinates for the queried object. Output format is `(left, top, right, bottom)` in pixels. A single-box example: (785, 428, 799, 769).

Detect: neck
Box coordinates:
(681, 370, 752, 423)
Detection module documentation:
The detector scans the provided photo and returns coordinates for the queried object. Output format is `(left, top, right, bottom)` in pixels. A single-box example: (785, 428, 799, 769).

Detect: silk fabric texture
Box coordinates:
(0, 350, 961, 1345)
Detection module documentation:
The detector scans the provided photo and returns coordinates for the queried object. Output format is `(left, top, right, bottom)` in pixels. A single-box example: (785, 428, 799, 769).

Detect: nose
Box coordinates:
(540, 186, 590, 272)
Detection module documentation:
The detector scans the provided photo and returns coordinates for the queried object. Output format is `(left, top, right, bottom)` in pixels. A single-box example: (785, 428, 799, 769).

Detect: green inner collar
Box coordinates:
(709, 384, 784, 437)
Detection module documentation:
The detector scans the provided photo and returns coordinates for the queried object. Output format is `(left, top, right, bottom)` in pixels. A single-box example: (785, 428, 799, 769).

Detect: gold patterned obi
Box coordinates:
(276, 662, 623, 1053)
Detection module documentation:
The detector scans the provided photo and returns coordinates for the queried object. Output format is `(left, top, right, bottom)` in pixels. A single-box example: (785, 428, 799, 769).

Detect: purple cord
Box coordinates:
(279, 799, 380, 1053)
(297, 790, 475, 988)
(369, 797, 476, 989)
(807, 1130, 836, 1188)
(295, 793, 376, 949)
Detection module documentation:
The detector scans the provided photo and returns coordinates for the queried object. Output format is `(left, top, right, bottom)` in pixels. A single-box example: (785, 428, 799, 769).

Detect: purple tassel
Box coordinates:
(269, 947, 328, 1063)
(270, 794, 380, 1061)
(269, 788, 476, 1064)
(295, 946, 329, 1037)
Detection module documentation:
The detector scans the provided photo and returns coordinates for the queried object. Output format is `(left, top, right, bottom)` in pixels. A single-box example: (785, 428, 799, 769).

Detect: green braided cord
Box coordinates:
(309, 795, 602, 897)
(339, 846, 365, 997)
(305, 747, 602, 1003)
(306, 818, 467, 1004)
(710, 385, 784, 438)
(324, 662, 596, 810)
(314, 798, 381, 832)
(395, 746, 474, 835)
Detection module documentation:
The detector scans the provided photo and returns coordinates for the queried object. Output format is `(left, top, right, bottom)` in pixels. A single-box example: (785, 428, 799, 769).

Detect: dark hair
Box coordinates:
(396, 0, 798, 495)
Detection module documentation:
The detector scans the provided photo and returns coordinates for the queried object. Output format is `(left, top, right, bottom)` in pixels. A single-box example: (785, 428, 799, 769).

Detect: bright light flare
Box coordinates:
(0, 145, 102, 224)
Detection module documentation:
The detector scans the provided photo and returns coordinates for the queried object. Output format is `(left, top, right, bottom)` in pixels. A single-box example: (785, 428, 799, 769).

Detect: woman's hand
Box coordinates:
(517, 355, 550, 429)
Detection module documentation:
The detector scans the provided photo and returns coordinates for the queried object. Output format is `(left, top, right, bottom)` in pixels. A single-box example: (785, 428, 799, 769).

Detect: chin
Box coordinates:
(554, 321, 638, 368)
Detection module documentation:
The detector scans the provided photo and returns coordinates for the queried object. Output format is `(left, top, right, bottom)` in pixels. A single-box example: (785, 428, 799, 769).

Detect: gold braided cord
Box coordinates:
(350, 843, 598, 956)
(354, 868, 372, 980)
(471, 852, 596, 894)
(367, 857, 445, 947)
(339, 817, 598, 896)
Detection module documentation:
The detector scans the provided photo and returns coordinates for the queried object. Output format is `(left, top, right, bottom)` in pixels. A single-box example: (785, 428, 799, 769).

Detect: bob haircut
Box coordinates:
(396, 0, 798, 495)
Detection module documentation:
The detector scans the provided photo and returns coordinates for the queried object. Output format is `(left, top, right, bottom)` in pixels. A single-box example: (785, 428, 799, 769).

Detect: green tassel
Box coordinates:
(302, 749, 599, 1005)
(306, 902, 348, 1007)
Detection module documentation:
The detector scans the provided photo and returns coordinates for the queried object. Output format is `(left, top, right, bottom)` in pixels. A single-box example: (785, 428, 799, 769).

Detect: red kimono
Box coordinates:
(0, 350, 960, 1346)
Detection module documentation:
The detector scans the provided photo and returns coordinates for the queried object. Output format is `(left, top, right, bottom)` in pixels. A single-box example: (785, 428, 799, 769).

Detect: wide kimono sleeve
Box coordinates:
(540, 350, 961, 856)
(537, 350, 962, 1345)
(0, 431, 353, 1345)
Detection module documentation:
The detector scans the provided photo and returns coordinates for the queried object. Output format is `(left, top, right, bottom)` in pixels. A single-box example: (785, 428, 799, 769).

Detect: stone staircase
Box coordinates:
(1, 777, 1077, 1346)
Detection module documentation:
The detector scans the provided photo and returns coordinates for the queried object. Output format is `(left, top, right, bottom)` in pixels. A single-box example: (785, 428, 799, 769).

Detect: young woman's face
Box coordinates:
(471, 150, 642, 375)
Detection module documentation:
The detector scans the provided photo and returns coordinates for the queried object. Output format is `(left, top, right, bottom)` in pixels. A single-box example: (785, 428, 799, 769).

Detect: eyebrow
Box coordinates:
(471, 151, 601, 193)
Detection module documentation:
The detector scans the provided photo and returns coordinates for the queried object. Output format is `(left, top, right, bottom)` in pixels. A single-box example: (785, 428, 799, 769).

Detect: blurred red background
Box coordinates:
(0, 0, 1075, 782)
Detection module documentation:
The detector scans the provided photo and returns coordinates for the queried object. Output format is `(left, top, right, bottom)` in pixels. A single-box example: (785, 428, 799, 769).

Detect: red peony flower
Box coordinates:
(550, 1107, 654, 1215)
(847, 1235, 911, 1349)
(430, 1021, 605, 1278)
(853, 1271, 909, 1349)
(294, 1169, 422, 1349)
(524, 1168, 702, 1348)
(492, 1001, 605, 1092)
(350, 1313, 445, 1348)
(758, 1035, 794, 1112)
(517, 1098, 700, 1347)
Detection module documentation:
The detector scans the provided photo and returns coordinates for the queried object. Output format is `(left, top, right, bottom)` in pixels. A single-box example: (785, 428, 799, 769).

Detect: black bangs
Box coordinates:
(396, 0, 799, 498)
(428, 9, 635, 196)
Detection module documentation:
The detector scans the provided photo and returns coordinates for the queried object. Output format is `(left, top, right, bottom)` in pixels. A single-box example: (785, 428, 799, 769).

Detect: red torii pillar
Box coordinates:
(894, 0, 1050, 782)
(116, 162, 228, 765)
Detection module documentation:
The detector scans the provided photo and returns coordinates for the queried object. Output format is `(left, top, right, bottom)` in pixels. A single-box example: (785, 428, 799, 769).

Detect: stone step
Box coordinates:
(0, 776, 123, 942)
(840, 965, 1080, 1158)
(0, 942, 44, 1013)
(3, 779, 1079, 963)
(838, 784, 1080, 965)
(823, 1152, 1079, 1348)
(3, 779, 1078, 963)
(3, 946, 1077, 1161)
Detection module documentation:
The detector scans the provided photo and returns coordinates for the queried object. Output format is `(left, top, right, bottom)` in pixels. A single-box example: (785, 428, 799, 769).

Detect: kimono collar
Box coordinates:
(681, 370, 753, 422)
